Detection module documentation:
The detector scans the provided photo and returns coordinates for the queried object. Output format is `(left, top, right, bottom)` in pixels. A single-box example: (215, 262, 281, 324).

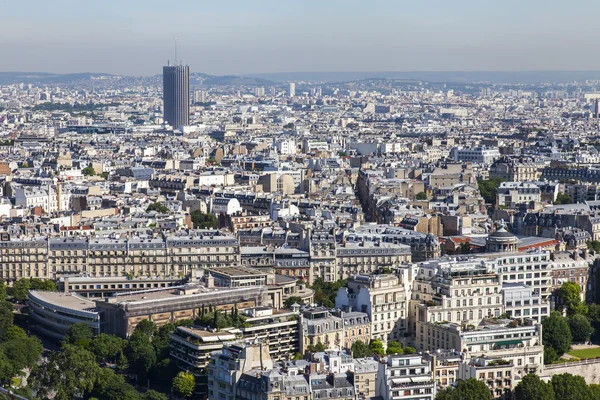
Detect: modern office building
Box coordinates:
(163, 64, 190, 128)
(288, 82, 296, 97)
(28, 290, 101, 341)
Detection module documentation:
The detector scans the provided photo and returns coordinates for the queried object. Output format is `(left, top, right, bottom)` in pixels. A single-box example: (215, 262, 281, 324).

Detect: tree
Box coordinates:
(369, 340, 385, 357)
(0, 305, 14, 341)
(101, 172, 110, 180)
(63, 322, 93, 347)
(554, 193, 573, 205)
(351, 340, 371, 358)
(386, 341, 404, 355)
(284, 296, 303, 308)
(416, 192, 428, 200)
(125, 331, 156, 379)
(142, 390, 168, 400)
(82, 166, 96, 176)
(308, 342, 326, 352)
(0, 337, 43, 383)
(477, 178, 505, 205)
(558, 282, 587, 316)
(8, 279, 31, 302)
(30, 278, 57, 291)
(588, 303, 600, 340)
(551, 373, 592, 400)
(90, 333, 126, 363)
(146, 202, 169, 214)
(544, 346, 559, 364)
(543, 311, 572, 357)
(135, 320, 157, 336)
(172, 371, 196, 398)
(31, 344, 100, 400)
(569, 313, 594, 343)
(587, 240, 600, 253)
(515, 373, 555, 400)
(590, 384, 600, 400)
(403, 346, 417, 354)
(435, 378, 492, 400)
(4, 326, 26, 340)
(191, 210, 218, 229)
(90, 367, 125, 398)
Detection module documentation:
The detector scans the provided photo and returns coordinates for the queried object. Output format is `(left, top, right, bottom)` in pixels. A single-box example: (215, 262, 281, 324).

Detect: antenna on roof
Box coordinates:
(175, 37, 178, 65)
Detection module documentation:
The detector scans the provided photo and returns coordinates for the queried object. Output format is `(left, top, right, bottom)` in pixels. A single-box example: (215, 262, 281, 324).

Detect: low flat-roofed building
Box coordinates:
(207, 266, 268, 288)
(59, 275, 184, 298)
(28, 290, 100, 341)
(96, 284, 267, 337)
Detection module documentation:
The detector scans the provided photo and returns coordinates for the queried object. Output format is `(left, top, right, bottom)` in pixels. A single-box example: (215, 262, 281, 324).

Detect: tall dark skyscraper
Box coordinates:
(163, 64, 190, 128)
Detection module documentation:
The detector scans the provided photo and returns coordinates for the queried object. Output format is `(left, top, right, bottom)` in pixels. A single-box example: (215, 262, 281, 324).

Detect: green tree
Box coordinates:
(31, 344, 100, 400)
(135, 320, 157, 336)
(146, 202, 169, 214)
(191, 210, 218, 229)
(63, 322, 93, 347)
(588, 240, 600, 253)
(90, 333, 126, 363)
(543, 311, 572, 357)
(569, 313, 594, 343)
(117, 350, 129, 372)
(90, 367, 125, 397)
(558, 282, 587, 316)
(4, 325, 26, 340)
(0, 305, 14, 341)
(283, 296, 303, 308)
(554, 193, 573, 205)
(544, 346, 559, 364)
(416, 192, 428, 200)
(30, 278, 57, 291)
(551, 373, 592, 400)
(351, 340, 371, 358)
(477, 178, 505, 205)
(369, 339, 385, 357)
(101, 172, 110, 180)
(435, 378, 492, 400)
(142, 390, 168, 400)
(515, 373, 555, 400)
(82, 166, 96, 176)
(386, 341, 404, 355)
(8, 279, 31, 302)
(125, 331, 156, 379)
(0, 337, 43, 383)
(173, 371, 196, 398)
(403, 346, 417, 354)
(588, 303, 600, 340)
(590, 384, 600, 400)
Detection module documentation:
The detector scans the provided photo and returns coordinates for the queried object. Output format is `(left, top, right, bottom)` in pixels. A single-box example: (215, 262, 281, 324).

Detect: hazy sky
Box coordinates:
(2, 0, 599, 76)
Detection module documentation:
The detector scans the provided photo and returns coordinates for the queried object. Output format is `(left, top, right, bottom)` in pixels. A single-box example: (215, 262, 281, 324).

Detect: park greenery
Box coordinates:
(477, 177, 504, 205)
(191, 210, 218, 229)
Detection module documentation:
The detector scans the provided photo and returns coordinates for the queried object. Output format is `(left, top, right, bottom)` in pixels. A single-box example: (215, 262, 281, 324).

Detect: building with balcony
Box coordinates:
(375, 354, 437, 400)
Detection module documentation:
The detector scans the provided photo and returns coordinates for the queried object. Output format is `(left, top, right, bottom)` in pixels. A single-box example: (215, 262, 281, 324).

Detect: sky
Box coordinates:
(1, 0, 600, 76)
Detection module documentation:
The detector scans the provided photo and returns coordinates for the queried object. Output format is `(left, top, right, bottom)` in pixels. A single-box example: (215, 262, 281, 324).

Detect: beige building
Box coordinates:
(336, 274, 409, 345)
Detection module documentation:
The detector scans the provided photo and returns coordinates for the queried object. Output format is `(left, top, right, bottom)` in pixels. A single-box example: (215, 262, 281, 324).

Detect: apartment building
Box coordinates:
(375, 354, 437, 400)
(336, 274, 408, 345)
(336, 241, 411, 279)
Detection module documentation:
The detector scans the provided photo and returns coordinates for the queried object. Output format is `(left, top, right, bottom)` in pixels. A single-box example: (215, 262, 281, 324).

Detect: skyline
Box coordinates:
(3, 0, 600, 76)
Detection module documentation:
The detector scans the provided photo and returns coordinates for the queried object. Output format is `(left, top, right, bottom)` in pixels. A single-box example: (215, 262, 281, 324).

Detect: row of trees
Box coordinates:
(351, 339, 416, 358)
(29, 320, 195, 399)
(435, 373, 600, 400)
(195, 304, 247, 330)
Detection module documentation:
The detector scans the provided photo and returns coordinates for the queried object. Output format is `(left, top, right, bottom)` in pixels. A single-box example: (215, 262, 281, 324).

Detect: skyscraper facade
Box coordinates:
(288, 82, 296, 97)
(163, 64, 190, 128)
